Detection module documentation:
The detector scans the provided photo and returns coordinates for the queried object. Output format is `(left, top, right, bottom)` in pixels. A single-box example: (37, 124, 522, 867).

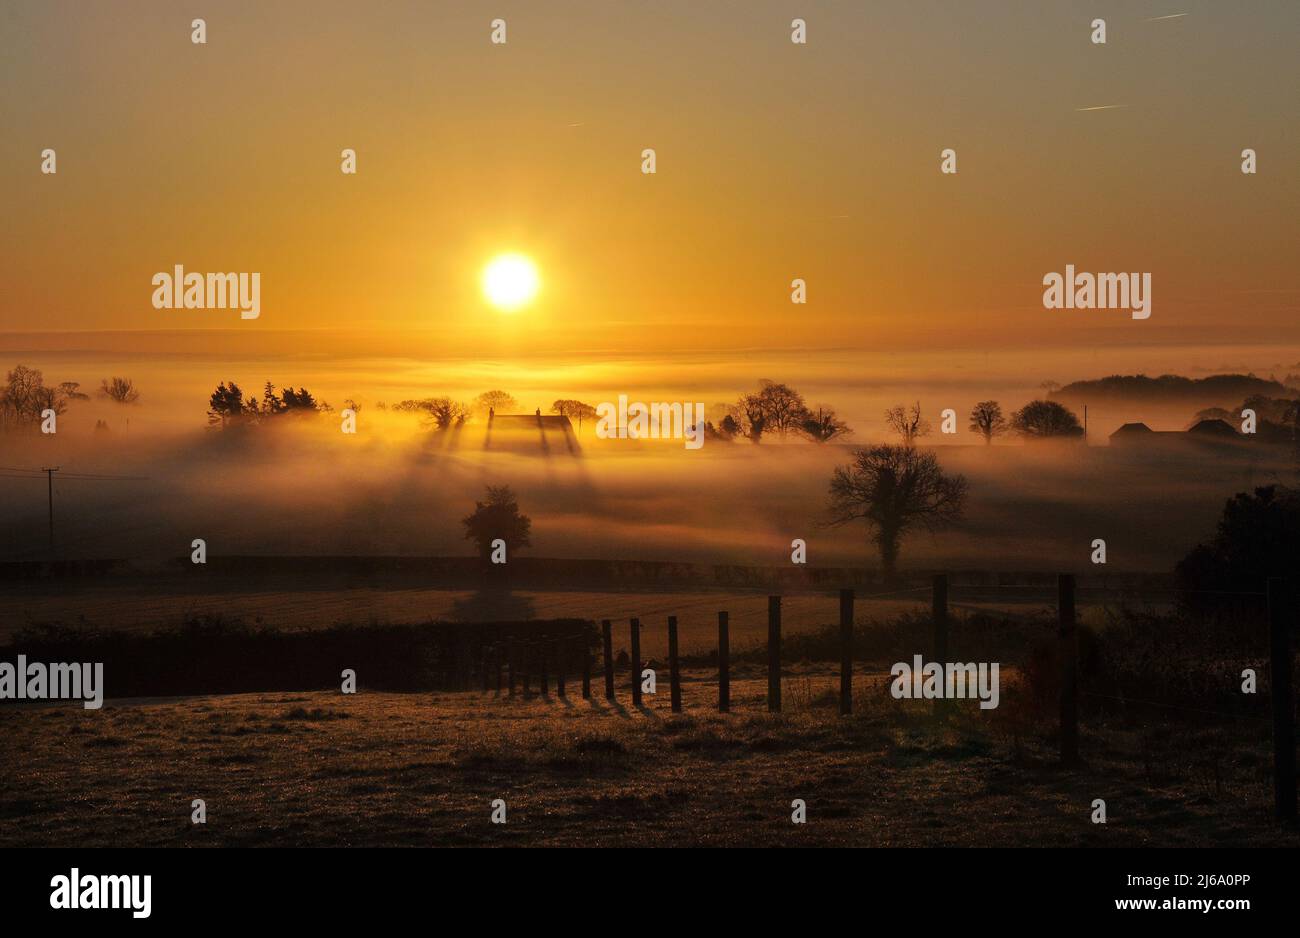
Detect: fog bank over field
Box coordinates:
(4, 337, 1298, 438)
(1, 400, 1286, 572)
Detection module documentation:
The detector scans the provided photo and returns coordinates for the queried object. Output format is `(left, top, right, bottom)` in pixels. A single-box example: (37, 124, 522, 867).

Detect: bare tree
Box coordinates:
(426, 397, 470, 430)
(0, 365, 45, 430)
(968, 400, 1007, 444)
(100, 376, 141, 404)
(736, 379, 810, 443)
(1, 365, 85, 431)
(58, 382, 88, 402)
(738, 395, 768, 443)
(884, 402, 931, 446)
(391, 397, 470, 428)
(755, 380, 808, 437)
(827, 445, 967, 582)
(800, 405, 851, 443)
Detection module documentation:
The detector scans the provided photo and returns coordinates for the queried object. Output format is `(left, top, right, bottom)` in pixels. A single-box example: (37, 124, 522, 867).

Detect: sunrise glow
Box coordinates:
(481, 254, 540, 312)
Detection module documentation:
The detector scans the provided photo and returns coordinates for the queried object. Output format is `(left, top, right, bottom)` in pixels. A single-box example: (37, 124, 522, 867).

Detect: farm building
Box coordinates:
(484, 413, 581, 455)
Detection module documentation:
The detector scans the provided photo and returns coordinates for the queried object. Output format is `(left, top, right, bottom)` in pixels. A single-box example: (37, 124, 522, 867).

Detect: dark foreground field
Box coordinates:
(2, 666, 1293, 847)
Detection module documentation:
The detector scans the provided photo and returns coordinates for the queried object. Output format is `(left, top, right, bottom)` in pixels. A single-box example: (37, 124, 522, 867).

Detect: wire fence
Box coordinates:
(467, 574, 1297, 821)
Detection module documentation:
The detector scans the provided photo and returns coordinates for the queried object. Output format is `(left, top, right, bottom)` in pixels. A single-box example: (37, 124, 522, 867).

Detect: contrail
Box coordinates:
(1075, 105, 1130, 112)
(1146, 13, 1189, 22)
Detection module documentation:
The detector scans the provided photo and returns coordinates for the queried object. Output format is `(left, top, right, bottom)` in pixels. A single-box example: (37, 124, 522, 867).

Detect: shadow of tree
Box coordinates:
(450, 588, 537, 622)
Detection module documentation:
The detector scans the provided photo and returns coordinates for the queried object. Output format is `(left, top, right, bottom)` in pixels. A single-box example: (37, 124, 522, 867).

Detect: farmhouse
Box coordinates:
(1108, 418, 1243, 449)
(484, 412, 581, 455)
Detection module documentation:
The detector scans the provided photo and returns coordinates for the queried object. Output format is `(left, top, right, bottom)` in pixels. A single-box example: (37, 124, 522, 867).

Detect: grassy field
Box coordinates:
(2, 666, 1292, 848)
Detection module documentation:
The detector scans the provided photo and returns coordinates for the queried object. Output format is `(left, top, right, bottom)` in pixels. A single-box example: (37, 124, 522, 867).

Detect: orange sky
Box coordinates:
(2, 0, 1298, 358)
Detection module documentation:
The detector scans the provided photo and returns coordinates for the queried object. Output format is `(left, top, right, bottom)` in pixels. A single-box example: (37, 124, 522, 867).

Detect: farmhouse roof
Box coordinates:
(1109, 422, 1154, 440)
(489, 414, 572, 431)
(1186, 418, 1238, 437)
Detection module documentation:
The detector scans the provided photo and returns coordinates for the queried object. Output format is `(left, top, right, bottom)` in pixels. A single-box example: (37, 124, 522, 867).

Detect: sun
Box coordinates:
(482, 253, 540, 311)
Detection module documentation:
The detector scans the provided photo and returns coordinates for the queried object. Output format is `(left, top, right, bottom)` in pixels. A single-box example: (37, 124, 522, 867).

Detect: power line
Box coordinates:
(0, 465, 152, 560)
(0, 466, 149, 481)
(42, 467, 58, 557)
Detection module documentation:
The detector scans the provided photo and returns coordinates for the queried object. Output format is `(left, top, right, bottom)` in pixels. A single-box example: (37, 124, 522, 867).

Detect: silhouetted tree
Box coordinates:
(392, 397, 469, 428)
(827, 445, 967, 583)
(1203, 395, 1300, 455)
(734, 381, 810, 443)
(476, 390, 517, 414)
(206, 380, 323, 426)
(1176, 486, 1300, 616)
(801, 405, 851, 443)
(99, 376, 140, 404)
(738, 394, 768, 443)
(551, 399, 599, 432)
(1010, 400, 1083, 439)
(0, 366, 86, 432)
(755, 380, 809, 438)
(462, 486, 532, 566)
(207, 381, 249, 428)
(280, 387, 320, 412)
(719, 414, 742, 439)
(703, 420, 735, 442)
(426, 397, 470, 429)
(260, 381, 284, 415)
(1, 365, 47, 430)
(885, 402, 930, 446)
(968, 400, 1008, 444)
(1189, 406, 1235, 427)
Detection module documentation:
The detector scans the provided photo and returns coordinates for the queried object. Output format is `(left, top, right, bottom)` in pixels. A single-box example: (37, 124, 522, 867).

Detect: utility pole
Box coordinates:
(42, 467, 59, 558)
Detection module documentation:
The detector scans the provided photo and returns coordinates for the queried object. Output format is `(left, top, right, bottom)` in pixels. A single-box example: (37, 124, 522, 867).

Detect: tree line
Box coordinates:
(0, 365, 140, 433)
(206, 381, 359, 428)
(4, 363, 1089, 449)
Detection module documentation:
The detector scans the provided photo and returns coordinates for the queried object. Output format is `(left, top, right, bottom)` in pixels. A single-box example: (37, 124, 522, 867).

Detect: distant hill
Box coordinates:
(1052, 373, 1296, 407)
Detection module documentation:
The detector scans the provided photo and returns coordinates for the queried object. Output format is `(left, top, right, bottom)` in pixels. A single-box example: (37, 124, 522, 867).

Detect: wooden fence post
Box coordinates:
(521, 642, 531, 698)
(581, 634, 591, 699)
(840, 589, 854, 716)
(481, 648, 490, 694)
(668, 615, 682, 713)
(507, 640, 516, 697)
(556, 639, 566, 698)
(494, 645, 503, 696)
(1058, 573, 1079, 765)
(718, 611, 730, 713)
(1269, 577, 1297, 821)
(539, 642, 550, 696)
(630, 618, 642, 707)
(602, 619, 615, 700)
(768, 595, 781, 713)
(933, 573, 950, 716)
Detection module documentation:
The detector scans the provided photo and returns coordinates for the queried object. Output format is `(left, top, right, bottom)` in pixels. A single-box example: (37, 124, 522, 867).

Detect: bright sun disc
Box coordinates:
(482, 254, 540, 311)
